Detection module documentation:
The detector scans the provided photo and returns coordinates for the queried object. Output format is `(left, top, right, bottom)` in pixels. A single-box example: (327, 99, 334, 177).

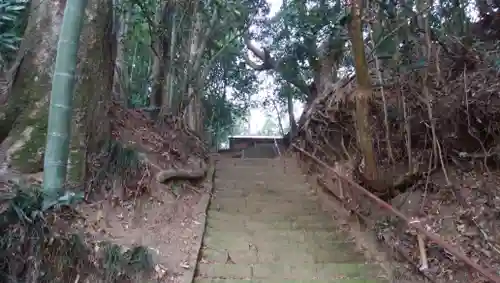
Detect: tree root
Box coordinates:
(155, 165, 208, 184)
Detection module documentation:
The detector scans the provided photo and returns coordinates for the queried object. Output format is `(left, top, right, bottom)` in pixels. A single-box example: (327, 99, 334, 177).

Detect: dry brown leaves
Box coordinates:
(296, 39, 500, 282)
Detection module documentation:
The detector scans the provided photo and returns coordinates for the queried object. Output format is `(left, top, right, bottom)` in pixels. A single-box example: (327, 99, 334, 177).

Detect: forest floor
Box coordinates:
(379, 165, 500, 283)
(79, 168, 214, 283)
(306, 156, 500, 283)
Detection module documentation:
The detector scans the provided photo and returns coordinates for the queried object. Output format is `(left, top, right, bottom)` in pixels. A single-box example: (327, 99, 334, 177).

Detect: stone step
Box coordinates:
(212, 192, 313, 201)
(211, 206, 324, 218)
(202, 232, 362, 264)
(214, 182, 311, 192)
(215, 183, 312, 193)
(210, 195, 320, 206)
(201, 243, 365, 265)
(210, 199, 322, 215)
(211, 196, 317, 206)
(206, 211, 336, 230)
(195, 263, 386, 280)
(216, 163, 286, 169)
(213, 185, 311, 194)
(217, 160, 283, 168)
(203, 228, 355, 249)
(207, 210, 334, 226)
(212, 188, 314, 199)
(195, 279, 387, 283)
(206, 216, 336, 231)
(210, 205, 320, 216)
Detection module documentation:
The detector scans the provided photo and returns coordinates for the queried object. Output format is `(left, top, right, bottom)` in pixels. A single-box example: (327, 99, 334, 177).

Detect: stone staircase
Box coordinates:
(193, 156, 389, 282)
(241, 143, 281, 158)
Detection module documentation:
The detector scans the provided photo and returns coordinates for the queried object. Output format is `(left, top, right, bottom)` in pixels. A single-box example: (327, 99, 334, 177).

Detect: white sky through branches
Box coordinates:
(247, 0, 305, 135)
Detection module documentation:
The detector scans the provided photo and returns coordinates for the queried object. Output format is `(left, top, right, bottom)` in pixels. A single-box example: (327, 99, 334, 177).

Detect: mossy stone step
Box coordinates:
(210, 202, 323, 215)
(217, 159, 282, 165)
(203, 228, 354, 248)
(205, 217, 336, 231)
(207, 210, 334, 224)
(212, 190, 312, 200)
(206, 211, 336, 230)
(214, 183, 311, 194)
(195, 279, 386, 283)
(201, 244, 366, 265)
(211, 197, 319, 208)
(196, 263, 385, 280)
(212, 192, 314, 202)
(202, 228, 365, 264)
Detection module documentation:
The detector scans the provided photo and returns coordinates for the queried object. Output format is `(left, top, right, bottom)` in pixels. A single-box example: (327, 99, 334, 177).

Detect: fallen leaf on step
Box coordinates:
(96, 210, 103, 222)
(180, 262, 190, 269)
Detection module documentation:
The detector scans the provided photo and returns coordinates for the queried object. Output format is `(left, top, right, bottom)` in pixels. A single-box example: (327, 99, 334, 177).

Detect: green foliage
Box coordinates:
(0, 186, 153, 283)
(0, 0, 28, 66)
(202, 38, 259, 146)
(114, 0, 268, 142)
(123, 1, 154, 107)
(253, 0, 351, 102)
(101, 242, 154, 282)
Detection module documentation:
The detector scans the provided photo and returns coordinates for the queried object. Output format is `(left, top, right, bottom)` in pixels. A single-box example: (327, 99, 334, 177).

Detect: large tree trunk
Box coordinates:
(348, 0, 379, 183)
(72, 0, 114, 184)
(0, 0, 113, 184)
(0, 0, 64, 174)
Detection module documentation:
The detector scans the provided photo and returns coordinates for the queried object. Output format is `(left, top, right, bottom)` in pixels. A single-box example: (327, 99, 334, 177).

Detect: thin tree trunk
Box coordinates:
(148, 2, 166, 110)
(163, 1, 178, 112)
(43, 0, 87, 199)
(348, 0, 379, 182)
(112, 0, 130, 102)
(287, 89, 296, 139)
(184, 0, 202, 132)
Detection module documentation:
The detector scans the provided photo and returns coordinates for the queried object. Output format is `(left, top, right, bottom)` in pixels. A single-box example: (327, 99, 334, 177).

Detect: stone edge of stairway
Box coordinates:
(184, 157, 217, 283)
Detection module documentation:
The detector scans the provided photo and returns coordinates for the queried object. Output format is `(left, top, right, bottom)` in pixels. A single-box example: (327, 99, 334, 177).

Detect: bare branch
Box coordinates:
(243, 34, 310, 95)
(243, 35, 276, 71)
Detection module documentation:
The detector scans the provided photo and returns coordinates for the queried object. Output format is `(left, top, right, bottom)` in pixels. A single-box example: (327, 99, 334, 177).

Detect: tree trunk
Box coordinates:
(112, 0, 130, 102)
(73, 0, 114, 184)
(287, 89, 296, 139)
(162, 1, 178, 111)
(43, 0, 87, 198)
(348, 0, 379, 182)
(0, 0, 113, 184)
(0, 0, 65, 174)
(149, 2, 166, 111)
(183, 1, 202, 132)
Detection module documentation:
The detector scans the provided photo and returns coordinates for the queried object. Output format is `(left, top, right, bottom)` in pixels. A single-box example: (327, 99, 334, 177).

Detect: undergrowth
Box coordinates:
(0, 184, 154, 283)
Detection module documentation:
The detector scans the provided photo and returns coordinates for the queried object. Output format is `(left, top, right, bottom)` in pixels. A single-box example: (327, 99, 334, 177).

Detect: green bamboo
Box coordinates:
(43, 0, 88, 201)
